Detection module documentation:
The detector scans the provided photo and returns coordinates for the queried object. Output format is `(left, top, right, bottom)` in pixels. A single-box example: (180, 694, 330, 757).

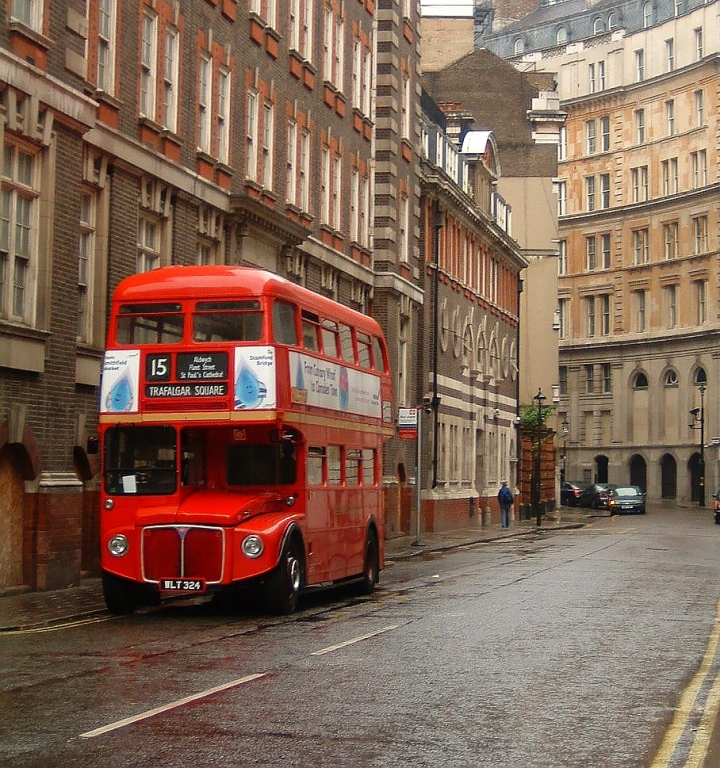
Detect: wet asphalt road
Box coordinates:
(2, 506, 720, 767)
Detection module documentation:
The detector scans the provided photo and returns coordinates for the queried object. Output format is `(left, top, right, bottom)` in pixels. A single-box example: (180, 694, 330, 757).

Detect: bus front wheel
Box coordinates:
(268, 539, 303, 615)
(102, 571, 139, 616)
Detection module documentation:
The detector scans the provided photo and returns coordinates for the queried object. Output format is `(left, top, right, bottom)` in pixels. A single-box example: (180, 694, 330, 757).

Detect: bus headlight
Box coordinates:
(107, 534, 129, 557)
(241, 535, 264, 558)
(104, 498, 114, 510)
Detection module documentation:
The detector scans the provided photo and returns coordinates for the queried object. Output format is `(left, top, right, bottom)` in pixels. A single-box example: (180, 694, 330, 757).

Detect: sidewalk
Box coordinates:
(0, 509, 593, 632)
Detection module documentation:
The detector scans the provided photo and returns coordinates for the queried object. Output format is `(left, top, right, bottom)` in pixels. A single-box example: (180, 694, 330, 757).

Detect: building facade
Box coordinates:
(500, 0, 720, 503)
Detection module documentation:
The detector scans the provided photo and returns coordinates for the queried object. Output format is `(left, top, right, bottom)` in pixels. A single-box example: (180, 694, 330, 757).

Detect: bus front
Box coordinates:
(98, 272, 301, 615)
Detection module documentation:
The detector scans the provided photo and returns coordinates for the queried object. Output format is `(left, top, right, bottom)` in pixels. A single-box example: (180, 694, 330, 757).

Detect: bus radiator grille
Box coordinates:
(142, 525, 225, 583)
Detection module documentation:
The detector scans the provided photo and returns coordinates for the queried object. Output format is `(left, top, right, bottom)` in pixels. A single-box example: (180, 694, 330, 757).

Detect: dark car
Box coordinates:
(608, 485, 646, 515)
(578, 483, 612, 509)
(561, 481, 584, 506)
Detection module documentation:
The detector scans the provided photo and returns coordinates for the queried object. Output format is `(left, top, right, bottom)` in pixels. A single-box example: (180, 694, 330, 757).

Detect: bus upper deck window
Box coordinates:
(301, 310, 319, 351)
(357, 332, 372, 368)
(372, 336, 387, 372)
(272, 301, 298, 345)
(193, 300, 262, 342)
(338, 324, 354, 363)
(321, 319, 339, 358)
(116, 303, 184, 345)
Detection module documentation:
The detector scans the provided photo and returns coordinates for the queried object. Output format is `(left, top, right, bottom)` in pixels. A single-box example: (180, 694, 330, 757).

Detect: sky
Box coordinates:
(420, 0, 475, 17)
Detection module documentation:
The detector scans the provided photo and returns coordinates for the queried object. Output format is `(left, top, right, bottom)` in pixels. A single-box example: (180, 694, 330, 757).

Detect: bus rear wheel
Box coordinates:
(268, 539, 303, 615)
(102, 571, 139, 616)
(357, 530, 379, 596)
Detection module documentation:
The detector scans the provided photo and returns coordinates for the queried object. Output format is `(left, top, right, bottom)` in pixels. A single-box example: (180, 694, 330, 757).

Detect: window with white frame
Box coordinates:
(633, 228, 649, 264)
(321, 146, 330, 225)
(140, 12, 158, 119)
(0, 143, 38, 323)
(162, 26, 179, 132)
(665, 284, 677, 328)
(400, 70, 411, 141)
(556, 26, 568, 45)
(397, 316, 408, 404)
(334, 15, 345, 91)
(137, 214, 161, 273)
(323, 7, 333, 81)
(586, 297, 596, 337)
(197, 206, 222, 265)
(558, 239, 567, 275)
(586, 176, 595, 211)
(217, 68, 230, 164)
(631, 166, 648, 203)
(598, 60, 605, 89)
(666, 100, 675, 136)
(601, 295, 610, 335)
(665, 38, 674, 72)
(362, 41, 372, 117)
(586, 236, 596, 271)
(557, 298, 568, 339)
(246, 91, 259, 182)
(643, 2, 653, 27)
(399, 193, 409, 262)
(635, 109, 645, 143)
(635, 49, 645, 82)
(601, 233, 611, 268)
(661, 158, 678, 195)
(634, 290, 646, 332)
(332, 153, 342, 230)
(695, 280, 707, 324)
(693, 215, 708, 254)
(198, 55, 212, 154)
(287, 120, 298, 206)
(558, 127, 567, 161)
(299, 128, 310, 213)
(289, 0, 301, 50)
(600, 174, 610, 208)
(694, 27, 703, 60)
(556, 180, 567, 216)
(600, 117, 610, 152)
(303, 0, 314, 62)
(586, 120, 596, 154)
(663, 222, 678, 259)
(694, 89, 704, 126)
(350, 168, 359, 243)
(77, 191, 96, 342)
(11, 0, 41, 31)
(585, 364, 594, 393)
(589, 63, 596, 93)
(360, 172, 370, 248)
(262, 101, 274, 189)
(351, 37, 361, 110)
(97, 0, 117, 93)
(691, 150, 707, 189)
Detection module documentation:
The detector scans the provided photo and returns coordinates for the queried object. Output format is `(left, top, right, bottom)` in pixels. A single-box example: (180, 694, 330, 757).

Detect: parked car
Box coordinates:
(578, 483, 613, 509)
(561, 481, 584, 507)
(608, 485, 646, 515)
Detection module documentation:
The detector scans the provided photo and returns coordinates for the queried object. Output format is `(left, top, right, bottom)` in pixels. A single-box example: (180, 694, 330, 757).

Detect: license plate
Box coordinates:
(160, 578, 205, 592)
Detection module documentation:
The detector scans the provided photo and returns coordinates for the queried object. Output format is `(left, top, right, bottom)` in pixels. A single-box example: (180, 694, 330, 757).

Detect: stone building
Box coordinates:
(498, 0, 720, 503)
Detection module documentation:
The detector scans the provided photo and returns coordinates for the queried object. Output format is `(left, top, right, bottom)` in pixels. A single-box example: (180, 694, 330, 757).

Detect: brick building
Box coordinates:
(0, 0, 421, 592)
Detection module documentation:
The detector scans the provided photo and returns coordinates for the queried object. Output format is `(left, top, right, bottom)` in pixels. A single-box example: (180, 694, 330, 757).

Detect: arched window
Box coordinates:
(664, 370, 678, 387)
(556, 26, 568, 45)
(695, 368, 707, 385)
(634, 372, 648, 389)
(593, 18, 605, 34)
(643, 2, 653, 27)
(514, 38, 525, 55)
(608, 12, 617, 29)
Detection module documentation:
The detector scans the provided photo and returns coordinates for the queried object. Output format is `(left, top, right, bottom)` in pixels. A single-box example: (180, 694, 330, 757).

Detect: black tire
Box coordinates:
(102, 571, 139, 616)
(268, 538, 303, 615)
(357, 531, 379, 596)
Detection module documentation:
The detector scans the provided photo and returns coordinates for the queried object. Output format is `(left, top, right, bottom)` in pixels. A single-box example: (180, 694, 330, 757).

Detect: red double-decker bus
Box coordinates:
(97, 266, 394, 615)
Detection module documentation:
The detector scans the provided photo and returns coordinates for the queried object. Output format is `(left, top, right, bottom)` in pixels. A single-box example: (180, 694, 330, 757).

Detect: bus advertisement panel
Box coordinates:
(97, 266, 393, 616)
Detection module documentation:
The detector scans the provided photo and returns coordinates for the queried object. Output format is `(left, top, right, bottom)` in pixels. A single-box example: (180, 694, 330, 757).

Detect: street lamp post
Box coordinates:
(560, 419, 569, 486)
(689, 383, 706, 507)
(533, 388, 546, 527)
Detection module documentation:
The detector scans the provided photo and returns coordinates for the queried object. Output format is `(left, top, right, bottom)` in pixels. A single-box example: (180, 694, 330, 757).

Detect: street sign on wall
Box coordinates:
(398, 407, 418, 440)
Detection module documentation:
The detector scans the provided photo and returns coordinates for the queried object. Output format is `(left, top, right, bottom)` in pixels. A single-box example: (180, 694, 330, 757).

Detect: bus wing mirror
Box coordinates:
(86, 436, 99, 455)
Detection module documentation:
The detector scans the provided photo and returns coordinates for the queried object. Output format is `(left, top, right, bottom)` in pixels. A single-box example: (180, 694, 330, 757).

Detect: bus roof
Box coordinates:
(112, 266, 382, 334)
